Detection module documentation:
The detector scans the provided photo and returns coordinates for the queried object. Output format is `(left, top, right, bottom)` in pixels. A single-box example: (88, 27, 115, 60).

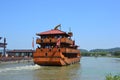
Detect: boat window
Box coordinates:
(42, 36, 47, 39)
(49, 49, 51, 51)
(58, 49, 60, 52)
(55, 36, 57, 38)
(41, 39, 43, 42)
(45, 53, 47, 56)
(59, 36, 62, 38)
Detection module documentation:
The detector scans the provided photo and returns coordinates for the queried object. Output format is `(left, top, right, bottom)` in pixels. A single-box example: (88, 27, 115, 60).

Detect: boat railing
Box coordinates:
(61, 38, 73, 44)
(36, 47, 80, 54)
(62, 48, 80, 53)
(36, 37, 73, 45)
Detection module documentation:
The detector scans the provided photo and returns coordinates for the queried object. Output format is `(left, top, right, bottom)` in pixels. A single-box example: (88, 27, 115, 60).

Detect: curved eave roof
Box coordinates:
(36, 29, 69, 36)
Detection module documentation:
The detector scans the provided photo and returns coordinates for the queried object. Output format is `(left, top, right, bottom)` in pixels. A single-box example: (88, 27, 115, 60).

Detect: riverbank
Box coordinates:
(80, 48, 120, 58)
(0, 57, 33, 64)
(81, 55, 120, 58)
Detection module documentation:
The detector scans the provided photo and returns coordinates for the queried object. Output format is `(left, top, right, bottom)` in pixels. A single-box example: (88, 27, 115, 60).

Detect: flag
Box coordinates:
(32, 37, 34, 49)
(56, 38, 61, 47)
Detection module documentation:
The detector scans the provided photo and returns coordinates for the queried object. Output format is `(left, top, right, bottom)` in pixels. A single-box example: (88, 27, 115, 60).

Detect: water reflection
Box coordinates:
(33, 63, 81, 80)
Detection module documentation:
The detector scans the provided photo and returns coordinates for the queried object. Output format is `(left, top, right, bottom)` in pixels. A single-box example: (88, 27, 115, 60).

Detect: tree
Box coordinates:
(113, 51, 120, 56)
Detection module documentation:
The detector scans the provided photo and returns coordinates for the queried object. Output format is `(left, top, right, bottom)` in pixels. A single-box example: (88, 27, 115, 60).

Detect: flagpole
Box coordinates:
(32, 37, 34, 50)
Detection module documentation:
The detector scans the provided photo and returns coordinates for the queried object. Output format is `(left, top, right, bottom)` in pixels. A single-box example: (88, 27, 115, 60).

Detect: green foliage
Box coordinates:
(81, 51, 109, 57)
(80, 47, 120, 57)
(89, 47, 120, 52)
(81, 52, 91, 56)
(113, 51, 120, 56)
(106, 74, 120, 80)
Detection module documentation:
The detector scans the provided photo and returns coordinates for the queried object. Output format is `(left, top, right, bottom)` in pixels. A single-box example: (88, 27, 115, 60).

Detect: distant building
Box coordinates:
(6, 49, 35, 57)
(106, 53, 112, 57)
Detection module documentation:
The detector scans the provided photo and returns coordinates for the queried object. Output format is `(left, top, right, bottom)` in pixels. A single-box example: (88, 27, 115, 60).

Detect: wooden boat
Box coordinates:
(33, 25, 81, 66)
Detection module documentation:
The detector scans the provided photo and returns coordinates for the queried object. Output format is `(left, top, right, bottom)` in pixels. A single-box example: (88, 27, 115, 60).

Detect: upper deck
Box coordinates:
(36, 25, 78, 49)
(36, 37, 73, 45)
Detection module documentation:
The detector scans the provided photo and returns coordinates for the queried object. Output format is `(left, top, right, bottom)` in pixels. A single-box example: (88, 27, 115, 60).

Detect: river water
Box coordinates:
(0, 57, 120, 80)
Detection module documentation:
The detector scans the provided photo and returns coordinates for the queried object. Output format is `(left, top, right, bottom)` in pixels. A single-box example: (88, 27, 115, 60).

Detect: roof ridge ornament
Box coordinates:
(54, 24, 61, 30)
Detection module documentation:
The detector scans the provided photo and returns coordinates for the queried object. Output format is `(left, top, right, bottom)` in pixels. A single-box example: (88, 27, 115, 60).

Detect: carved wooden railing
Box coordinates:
(36, 38, 73, 45)
(60, 48, 80, 53)
(35, 48, 80, 54)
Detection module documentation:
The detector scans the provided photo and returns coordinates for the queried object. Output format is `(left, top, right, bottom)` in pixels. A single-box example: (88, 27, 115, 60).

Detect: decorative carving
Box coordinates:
(54, 24, 61, 30)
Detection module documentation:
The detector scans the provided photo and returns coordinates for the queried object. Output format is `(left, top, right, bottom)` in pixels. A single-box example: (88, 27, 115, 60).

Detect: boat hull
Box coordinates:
(33, 57, 80, 66)
(33, 48, 81, 66)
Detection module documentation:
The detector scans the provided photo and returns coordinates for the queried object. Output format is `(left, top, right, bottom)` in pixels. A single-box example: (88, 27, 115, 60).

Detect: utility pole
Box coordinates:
(0, 37, 7, 57)
(3, 38, 6, 56)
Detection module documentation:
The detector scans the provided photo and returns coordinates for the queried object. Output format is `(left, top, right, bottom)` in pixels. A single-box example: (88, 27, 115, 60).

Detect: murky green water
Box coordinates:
(0, 57, 120, 80)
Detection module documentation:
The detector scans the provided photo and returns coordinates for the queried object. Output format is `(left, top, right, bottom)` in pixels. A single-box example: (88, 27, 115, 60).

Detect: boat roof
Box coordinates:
(36, 29, 69, 36)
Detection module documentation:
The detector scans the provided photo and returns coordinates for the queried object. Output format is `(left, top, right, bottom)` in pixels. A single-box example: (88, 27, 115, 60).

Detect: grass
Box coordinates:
(106, 74, 120, 80)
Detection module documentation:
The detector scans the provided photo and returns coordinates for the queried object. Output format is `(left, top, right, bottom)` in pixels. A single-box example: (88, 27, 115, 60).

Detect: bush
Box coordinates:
(106, 74, 120, 80)
(113, 51, 120, 56)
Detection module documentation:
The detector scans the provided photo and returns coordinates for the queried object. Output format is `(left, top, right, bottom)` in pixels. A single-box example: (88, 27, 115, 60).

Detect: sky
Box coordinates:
(0, 0, 120, 50)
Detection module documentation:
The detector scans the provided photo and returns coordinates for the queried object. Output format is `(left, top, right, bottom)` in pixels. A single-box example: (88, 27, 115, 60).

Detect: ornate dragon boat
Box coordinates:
(33, 25, 81, 66)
